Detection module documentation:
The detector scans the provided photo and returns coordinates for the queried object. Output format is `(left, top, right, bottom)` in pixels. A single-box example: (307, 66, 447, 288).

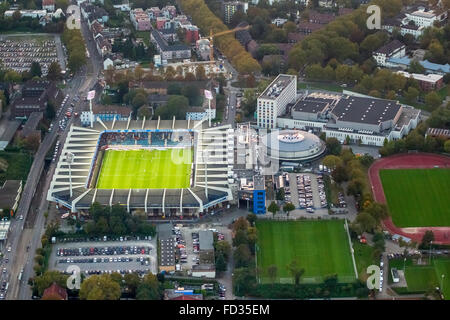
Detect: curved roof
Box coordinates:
(261, 129, 324, 153)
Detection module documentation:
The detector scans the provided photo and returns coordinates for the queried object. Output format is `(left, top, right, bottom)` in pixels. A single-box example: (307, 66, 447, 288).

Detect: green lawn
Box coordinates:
(96, 149, 192, 189)
(405, 266, 438, 292)
(0, 151, 33, 184)
(389, 258, 450, 299)
(380, 169, 450, 227)
(434, 259, 450, 299)
(353, 241, 377, 282)
(256, 220, 356, 284)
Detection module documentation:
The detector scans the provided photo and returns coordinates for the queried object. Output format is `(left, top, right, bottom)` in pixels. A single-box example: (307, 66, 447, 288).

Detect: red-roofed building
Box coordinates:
(42, 283, 68, 300)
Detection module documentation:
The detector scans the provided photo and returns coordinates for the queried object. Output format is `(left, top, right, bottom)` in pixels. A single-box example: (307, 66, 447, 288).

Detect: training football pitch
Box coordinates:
(403, 258, 450, 299)
(255, 220, 356, 284)
(379, 169, 450, 227)
(96, 148, 192, 189)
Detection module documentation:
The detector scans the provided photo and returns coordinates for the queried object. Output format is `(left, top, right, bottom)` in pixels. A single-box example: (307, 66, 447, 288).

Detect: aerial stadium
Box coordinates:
(47, 117, 235, 218)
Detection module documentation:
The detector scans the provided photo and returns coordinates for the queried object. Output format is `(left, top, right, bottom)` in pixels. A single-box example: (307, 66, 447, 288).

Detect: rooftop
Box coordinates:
(259, 74, 296, 100)
(332, 96, 402, 125)
(151, 30, 190, 52)
(198, 230, 214, 251)
(374, 40, 404, 55)
(396, 71, 443, 83)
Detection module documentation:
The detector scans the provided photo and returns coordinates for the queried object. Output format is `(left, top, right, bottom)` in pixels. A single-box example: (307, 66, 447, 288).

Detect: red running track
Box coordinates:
(368, 153, 450, 245)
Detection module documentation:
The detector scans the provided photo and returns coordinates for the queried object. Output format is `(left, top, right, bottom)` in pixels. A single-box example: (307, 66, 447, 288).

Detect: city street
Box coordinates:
(4, 15, 102, 300)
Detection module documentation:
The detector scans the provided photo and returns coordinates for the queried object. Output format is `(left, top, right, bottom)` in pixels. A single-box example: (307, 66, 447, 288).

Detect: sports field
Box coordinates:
(96, 148, 192, 189)
(379, 168, 450, 227)
(256, 220, 356, 284)
(402, 258, 450, 299)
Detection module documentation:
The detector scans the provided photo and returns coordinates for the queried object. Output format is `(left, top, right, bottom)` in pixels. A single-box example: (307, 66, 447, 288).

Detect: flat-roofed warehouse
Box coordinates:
(328, 96, 402, 133)
(276, 90, 420, 147)
(46, 117, 235, 218)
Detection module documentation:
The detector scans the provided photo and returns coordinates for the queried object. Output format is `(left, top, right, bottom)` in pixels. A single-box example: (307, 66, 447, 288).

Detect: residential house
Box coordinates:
(372, 40, 406, 67)
(42, 283, 68, 300)
(222, 1, 249, 24)
(130, 8, 151, 31)
(150, 30, 191, 62)
(11, 80, 61, 119)
(396, 71, 444, 91)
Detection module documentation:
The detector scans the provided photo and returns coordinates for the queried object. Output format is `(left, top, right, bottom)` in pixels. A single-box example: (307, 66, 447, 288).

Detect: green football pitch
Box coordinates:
(379, 169, 450, 227)
(403, 258, 450, 299)
(255, 220, 357, 284)
(96, 149, 192, 189)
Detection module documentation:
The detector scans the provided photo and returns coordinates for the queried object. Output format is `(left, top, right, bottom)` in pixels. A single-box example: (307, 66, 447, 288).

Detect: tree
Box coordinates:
(154, 95, 189, 120)
(30, 61, 42, 78)
(124, 273, 141, 297)
(267, 264, 278, 286)
(23, 134, 41, 153)
(267, 201, 279, 218)
(276, 187, 285, 201)
(234, 244, 252, 268)
(33, 271, 68, 296)
(47, 62, 62, 81)
(46, 101, 56, 120)
(215, 240, 231, 261)
(425, 91, 442, 111)
(355, 211, 376, 233)
(373, 230, 385, 245)
(283, 202, 295, 216)
(232, 217, 249, 232)
(246, 213, 257, 227)
(79, 274, 121, 300)
(215, 253, 227, 272)
(326, 137, 342, 155)
(347, 178, 365, 197)
(322, 155, 343, 170)
(195, 65, 206, 80)
(420, 230, 435, 249)
(403, 87, 419, 103)
(232, 229, 248, 247)
(444, 140, 450, 153)
(286, 260, 305, 286)
(137, 105, 152, 119)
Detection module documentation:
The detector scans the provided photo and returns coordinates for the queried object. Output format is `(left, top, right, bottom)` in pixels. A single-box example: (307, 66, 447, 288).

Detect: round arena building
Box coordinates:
(260, 129, 326, 162)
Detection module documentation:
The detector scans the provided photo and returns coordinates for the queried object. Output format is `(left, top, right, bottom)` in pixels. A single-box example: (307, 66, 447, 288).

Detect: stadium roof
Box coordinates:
(47, 117, 233, 214)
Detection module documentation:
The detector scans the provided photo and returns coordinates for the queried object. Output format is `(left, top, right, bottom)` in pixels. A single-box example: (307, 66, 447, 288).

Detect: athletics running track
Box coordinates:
(368, 153, 450, 245)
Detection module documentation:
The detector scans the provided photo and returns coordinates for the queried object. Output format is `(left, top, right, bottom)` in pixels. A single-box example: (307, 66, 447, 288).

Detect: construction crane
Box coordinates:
(208, 25, 250, 62)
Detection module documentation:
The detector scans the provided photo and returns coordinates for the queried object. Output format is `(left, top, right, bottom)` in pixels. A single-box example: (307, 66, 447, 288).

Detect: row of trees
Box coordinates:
(180, 0, 261, 74)
(33, 270, 162, 300)
(61, 27, 87, 73)
(83, 203, 156, 237)
(303, 60, 444, 110)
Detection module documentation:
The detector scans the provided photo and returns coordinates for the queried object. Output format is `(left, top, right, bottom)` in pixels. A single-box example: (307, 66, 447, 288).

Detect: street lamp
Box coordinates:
(67, 152, 75, 198)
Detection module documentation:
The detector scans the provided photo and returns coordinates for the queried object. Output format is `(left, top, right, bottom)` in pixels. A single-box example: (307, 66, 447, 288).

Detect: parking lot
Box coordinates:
(0, 36, 60, 75)
(285, 173, 328, 214)
(48, 239, 157, 276)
